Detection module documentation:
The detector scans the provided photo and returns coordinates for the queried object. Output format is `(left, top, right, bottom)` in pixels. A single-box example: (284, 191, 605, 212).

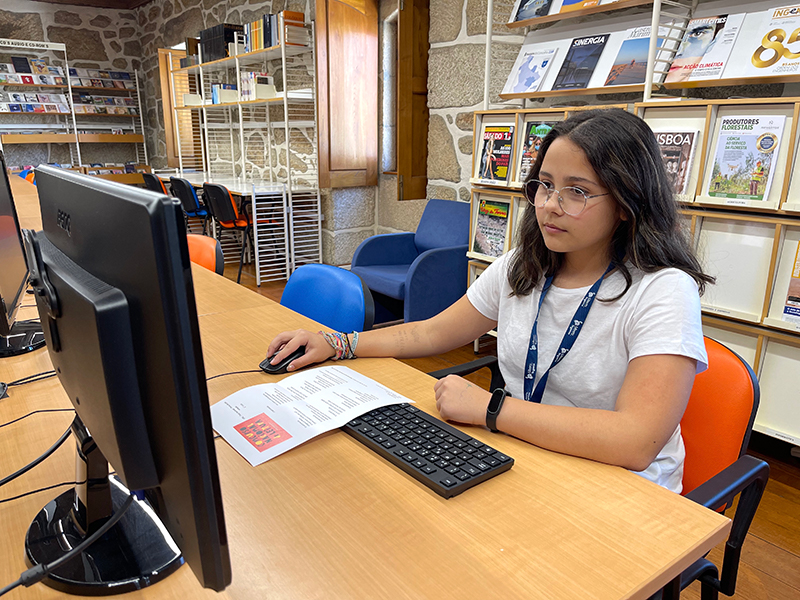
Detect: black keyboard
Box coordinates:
(343, 403, 514, 499)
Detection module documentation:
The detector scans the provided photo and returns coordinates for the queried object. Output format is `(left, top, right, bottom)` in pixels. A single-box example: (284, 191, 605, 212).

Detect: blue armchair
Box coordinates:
(350, 199, 470, 323)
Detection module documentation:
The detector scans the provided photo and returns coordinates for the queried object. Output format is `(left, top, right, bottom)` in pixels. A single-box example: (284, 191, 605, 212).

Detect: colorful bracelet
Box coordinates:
(319, 331, 359, 360)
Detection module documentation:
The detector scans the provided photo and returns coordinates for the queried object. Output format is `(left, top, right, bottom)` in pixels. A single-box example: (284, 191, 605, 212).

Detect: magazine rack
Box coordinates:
(470, 100, 800, 450)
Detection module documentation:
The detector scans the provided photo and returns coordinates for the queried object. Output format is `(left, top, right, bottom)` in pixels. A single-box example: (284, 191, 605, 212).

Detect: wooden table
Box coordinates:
(0, 179, 731, 599)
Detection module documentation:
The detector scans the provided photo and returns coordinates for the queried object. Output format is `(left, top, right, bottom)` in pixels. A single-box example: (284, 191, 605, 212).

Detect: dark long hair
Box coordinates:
(508, 108, 713, 299)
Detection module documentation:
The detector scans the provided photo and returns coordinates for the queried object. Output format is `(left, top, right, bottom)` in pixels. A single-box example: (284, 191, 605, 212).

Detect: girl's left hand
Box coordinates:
(434, 375, 492, 427)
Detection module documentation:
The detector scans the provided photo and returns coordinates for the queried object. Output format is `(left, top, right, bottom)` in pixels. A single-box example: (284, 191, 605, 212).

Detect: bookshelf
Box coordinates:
(469, 98, 800, 448)
(0, 37, 148, 170)
(167, 13, 321, 285)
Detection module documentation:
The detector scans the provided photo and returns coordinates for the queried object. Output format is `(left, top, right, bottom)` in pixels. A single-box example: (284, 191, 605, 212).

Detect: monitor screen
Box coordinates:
(0, 151, 28, 337)
(23, 166, 231, 594)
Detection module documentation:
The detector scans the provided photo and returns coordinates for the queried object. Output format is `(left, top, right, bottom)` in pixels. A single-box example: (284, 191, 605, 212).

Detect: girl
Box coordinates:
(267, 109, 712, 493)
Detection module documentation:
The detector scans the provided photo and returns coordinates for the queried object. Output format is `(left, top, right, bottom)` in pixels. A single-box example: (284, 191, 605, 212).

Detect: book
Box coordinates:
(36, 75, 52, 85)
(782, 244, 800, 324)
(24, 93, 39, 102)
(0, 64, 14, 74)
(8, 104, 21, 113)
(471, 196, 512, 258)
(47, 66, 63, 76)
(665, 14, 745, 83)
(560, 0, 599, 13)
(604, 26, 663, 86)
(552, 34, 609, 90)
(11, 56, 31, 73)
(516, 120, 557, 184)
(475, 123, 515, 185)
(502, 46, 556, 95)
(20, 75, 34, 85)
(29, 59, 48, 75)
(44, 103, 58, 113)
(6, 74, 21, 84)
(9, 92, 25, 103)
(654, 130, 698, 197)
(738, 6, 800, 78)
(509, 0, 553, 22)
(704, 115, 785, 203)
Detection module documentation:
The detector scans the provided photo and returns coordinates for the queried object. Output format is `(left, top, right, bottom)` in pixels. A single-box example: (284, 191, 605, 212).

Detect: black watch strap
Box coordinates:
(486, 388, 507, 433)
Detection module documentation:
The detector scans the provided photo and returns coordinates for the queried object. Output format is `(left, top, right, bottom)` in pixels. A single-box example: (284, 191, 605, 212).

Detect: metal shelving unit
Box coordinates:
(168, 15, 321, 283)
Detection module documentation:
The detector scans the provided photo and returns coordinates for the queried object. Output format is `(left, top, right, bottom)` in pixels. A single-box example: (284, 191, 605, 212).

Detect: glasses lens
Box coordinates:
(560, 187, 587, 215)
(525, 180, 550, 207)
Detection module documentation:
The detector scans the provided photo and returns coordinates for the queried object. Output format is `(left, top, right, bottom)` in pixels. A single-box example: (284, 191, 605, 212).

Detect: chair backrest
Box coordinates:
(142, 172, 168, 194)
(414, 198, 470, 254)
(170, 177, 203, 212)
(680, 337, 759, 496)
(280, 264, 374, 332)
(203, 183, 240, 225)
(186, 234, 224, 275)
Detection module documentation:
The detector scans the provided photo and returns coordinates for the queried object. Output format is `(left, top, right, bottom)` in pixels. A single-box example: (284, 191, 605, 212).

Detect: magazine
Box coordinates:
(475, 124, 515, 184)
(704, 115, 785, 203)
(552, 34, 609, 90)
(472, 197, 511, 258)
(654, 130, 698, 197)
(604, 26, 664, 86)
(560, 0, 600, 13)
(783, 243, 800, 324)
(516, 120, 557, 183)
(665, 14, 745, 83)
(509, 0, 553, 22)
(739, 5, 800, 78)
(502, 46, 557, 95)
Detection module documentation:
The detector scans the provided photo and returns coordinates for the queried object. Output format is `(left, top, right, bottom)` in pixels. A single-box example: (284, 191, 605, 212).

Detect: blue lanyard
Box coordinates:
(523, 265, 612, 403)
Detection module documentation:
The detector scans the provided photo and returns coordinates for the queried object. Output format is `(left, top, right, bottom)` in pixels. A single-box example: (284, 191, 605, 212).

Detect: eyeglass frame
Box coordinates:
(523, 179, 610, 216)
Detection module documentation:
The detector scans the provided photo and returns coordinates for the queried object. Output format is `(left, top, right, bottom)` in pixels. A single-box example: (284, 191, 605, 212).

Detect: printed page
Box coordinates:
(211, 365, 413, 466)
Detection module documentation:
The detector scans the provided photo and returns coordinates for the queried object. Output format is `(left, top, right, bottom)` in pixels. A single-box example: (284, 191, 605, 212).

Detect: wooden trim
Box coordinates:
(316, 0, 331, 188)
(158, 48, 185, 169)
(662, 75, 800, 91)
(692, 104, 714, 200)
(636, 96, 800, 110)
(500, 84, 644, 101)
(0, 133, 76, 144)
(77, 133, 144, 143)
(780, 102, 800, 210)
(506, 0, 652, 29)
(761, 223, 783, 322)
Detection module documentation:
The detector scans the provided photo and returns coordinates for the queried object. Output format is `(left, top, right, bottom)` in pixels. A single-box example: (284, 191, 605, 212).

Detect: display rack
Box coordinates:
(0, 38, 80, 165)
(0, 38, 148, 172)
(469, 97, 800, 449)
(168, 15, 321, 282)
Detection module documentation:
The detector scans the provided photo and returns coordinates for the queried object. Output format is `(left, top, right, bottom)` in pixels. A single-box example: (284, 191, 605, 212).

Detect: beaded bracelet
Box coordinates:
(319, 330, 359, 360)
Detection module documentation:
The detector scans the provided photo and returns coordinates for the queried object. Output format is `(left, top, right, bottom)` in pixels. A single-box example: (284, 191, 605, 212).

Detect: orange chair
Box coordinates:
(186, 234, 224, 275)
(430, 337, 770, 599)
(202, 183, 252, 284)
(142, 172, 169, 195)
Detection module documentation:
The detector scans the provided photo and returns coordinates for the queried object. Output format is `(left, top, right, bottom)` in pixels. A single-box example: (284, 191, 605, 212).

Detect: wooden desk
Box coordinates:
(0, 181, 731, 599)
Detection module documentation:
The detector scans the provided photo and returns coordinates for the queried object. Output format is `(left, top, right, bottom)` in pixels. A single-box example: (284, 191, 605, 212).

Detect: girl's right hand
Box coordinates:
(266, 329, 336, 372)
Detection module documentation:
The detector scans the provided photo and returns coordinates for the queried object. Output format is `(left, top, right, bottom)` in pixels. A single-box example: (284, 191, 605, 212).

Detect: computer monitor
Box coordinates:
(22, 166, 231, 594)
(0, 150, 44, 357)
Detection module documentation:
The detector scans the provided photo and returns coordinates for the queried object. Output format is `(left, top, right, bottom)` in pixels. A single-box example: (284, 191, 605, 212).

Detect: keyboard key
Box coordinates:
(358, 426, 372, 433)
(481, 446, 495, 454)
(473, 451, 487, 460)
(446, 466, 460, 474)
(455, 471, 471, 481)
(464, 466, 480, 476)
(468, 459, 491, 472)
(468, 440, 483, 448)
(495, 453, 512, 463)
(394, 449, 408, 457)
(349, 419, 362, 427)
(421, 465, 437, 475)
(485, 457, 499, 467)
(435, 460, 449, 469)
(439, 476, 457, 487)
(412, 459, 426, 469)
(381, 441, 396, 449)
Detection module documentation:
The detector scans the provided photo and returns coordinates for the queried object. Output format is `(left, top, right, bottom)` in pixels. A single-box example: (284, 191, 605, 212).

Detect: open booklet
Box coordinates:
(210, 365, 414, 466)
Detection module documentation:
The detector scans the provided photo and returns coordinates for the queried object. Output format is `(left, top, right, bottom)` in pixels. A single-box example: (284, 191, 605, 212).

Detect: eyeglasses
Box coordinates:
(523, 179, 610, 216)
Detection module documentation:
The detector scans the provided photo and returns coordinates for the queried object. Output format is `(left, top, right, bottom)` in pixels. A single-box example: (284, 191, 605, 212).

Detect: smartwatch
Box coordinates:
(486, 388, 507, 433)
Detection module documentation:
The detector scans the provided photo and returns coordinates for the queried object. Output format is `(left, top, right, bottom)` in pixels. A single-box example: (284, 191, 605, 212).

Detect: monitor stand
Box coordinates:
(0, 320, 45, 358)
(24, 416, 184, 596)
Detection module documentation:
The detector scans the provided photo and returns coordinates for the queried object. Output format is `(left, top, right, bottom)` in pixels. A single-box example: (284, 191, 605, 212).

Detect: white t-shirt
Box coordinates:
(466, 251, 708, 493)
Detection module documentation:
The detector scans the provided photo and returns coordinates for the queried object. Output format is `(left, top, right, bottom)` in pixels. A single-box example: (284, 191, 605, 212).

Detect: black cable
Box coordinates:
(7, 371, 56, 387)
(206, 369, 262, 381)
(0, 424, 73, 489)
(0, 493, 134, 596)
(0, 479, 86, 505)
(0, 408, 74, 429)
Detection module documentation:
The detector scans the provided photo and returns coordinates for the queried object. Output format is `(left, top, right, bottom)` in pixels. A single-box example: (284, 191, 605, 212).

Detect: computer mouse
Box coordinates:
(260, 345, 307, 375)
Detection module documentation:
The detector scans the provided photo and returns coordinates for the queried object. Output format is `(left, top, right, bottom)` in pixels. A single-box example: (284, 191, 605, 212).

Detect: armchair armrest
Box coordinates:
(351, 232, 418, 267)
(404, 245, 468, 322)
(428, 356, 505, 392)
(685, 454, 770, 597)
